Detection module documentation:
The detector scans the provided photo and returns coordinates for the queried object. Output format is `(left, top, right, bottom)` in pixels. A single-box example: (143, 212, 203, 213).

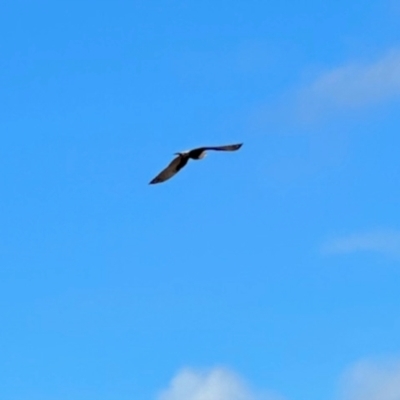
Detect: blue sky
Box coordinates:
(1, 1, 400, 399)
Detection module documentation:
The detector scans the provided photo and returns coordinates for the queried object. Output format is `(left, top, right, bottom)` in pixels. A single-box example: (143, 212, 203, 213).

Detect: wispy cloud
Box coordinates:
(250, 48, 400, 131)
(321, 229, 400, 258)
(339, 359, 400, 400)
(157, 360, 400, 400)
(157, 367, 283, 400)
(298, 49, 400, 119)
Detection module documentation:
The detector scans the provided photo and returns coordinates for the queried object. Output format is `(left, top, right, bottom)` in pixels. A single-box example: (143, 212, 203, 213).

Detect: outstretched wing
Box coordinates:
(149, 155, 188, 184)
(188, 143, 243, 158)
(203, 143, 243, 152)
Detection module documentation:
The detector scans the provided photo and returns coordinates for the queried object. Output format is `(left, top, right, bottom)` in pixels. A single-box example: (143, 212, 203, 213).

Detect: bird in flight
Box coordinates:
(149, 143, 243, 184)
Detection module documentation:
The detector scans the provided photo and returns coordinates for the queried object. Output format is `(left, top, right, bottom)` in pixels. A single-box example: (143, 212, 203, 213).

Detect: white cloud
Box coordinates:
(339, 359, 400, 400)
(321, 229, 400, 258)
(298, 49, 400, 118)
(157, 367, 283, 400)
(157, 361, 400, 400)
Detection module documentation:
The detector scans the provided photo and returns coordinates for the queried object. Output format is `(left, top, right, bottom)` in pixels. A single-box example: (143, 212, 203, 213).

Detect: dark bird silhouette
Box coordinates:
(149, 143, 243, 184)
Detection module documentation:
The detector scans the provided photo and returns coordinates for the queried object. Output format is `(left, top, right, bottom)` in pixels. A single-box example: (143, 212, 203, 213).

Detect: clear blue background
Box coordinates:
(1, 1, 399, 399)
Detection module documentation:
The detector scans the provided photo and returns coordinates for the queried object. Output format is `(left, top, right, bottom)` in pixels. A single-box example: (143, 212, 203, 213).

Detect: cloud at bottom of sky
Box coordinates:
(339, 359, 400, 400)
(156, 367, 283, 400)
(157, 359, 400, 400)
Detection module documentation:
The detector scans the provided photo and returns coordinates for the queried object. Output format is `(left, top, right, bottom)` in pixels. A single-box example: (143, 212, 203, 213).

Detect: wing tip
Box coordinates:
(233, 143, 243, 150)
